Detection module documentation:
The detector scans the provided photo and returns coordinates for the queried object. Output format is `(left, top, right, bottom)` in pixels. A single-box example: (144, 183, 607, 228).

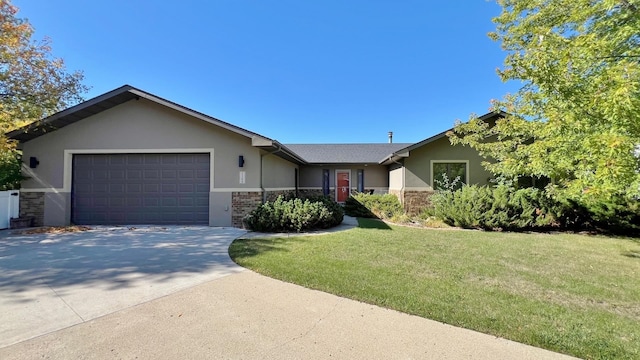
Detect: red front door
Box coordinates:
(337, 171, 350, 203)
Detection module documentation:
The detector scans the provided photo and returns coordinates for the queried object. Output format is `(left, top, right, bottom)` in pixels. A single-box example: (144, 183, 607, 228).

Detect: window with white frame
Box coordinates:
(431, 161, 468, 190)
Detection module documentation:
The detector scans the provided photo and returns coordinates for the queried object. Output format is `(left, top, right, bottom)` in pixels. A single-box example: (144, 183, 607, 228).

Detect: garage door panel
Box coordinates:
(162, 155, 177, 164)
(196, 184, 209, 192)
(128, 170, 144, 180)
(161, 170, 176, 179)
(93, 170, 109, 180)
(109, 184, 125, 193)
(127, 154, 143, 165)
(161, 184, 177, 193)
(143, 172, 159, 181)
(109, 197, 126, 207)
(196, 169, 209, 179)
(144, 184, 160, 193)
(179, 184, 194, 193)
(179, 170, 194, 179)
(72, 153, 210, 225)
(110, 170, 125, 180)
(109, 155, 126, 165)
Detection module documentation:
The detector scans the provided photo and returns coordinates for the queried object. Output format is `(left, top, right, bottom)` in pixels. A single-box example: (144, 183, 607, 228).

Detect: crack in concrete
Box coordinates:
(49, 286, 85, 322)
(266, 297, 343, 353)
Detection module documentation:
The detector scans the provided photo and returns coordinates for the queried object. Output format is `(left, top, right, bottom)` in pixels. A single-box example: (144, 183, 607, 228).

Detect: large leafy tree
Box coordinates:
(451, 0, 640, 211)
(1, 0, 87, 189)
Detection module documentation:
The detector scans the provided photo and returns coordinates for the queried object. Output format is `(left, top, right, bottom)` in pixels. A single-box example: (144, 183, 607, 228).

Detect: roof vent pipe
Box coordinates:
(388, 131, 393, 144)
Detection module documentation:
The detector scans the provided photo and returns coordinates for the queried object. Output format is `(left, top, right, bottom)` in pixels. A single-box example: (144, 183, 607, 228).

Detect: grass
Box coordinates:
(229, 218, 640, 359)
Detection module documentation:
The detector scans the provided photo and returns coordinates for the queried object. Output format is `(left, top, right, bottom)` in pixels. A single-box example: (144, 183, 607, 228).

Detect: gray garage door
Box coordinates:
(72, 153, 210, 225)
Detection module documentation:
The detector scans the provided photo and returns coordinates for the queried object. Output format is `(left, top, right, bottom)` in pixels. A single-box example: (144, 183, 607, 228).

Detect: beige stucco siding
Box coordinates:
(403, 137, 492, 189)
(21, 99, 262, 191)
(261, 152, 298, 189)
(388, 162, 404, 191)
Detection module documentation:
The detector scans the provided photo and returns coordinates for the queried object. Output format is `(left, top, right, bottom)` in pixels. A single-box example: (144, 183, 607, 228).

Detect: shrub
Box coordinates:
(429, 185, 573, 230)
(344, 193, 403, 219)
(244, 195, 344, 232)
(429, 183, 640, 233)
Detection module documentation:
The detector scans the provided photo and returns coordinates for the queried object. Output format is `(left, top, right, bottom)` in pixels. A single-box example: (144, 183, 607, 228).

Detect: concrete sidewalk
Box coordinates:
(0, 270, 577, 360)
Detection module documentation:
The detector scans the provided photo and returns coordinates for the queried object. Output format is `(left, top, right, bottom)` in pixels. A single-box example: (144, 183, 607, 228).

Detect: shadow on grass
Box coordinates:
(229, 237, 305, 262)
(622, 250, 640, 259)
(357, 218, 392, 230)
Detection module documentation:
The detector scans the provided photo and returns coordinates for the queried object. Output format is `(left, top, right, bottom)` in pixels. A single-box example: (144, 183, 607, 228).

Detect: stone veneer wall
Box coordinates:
(403, 190, 435, 215)
(264, 190, 296, 202)
(19, 192, 45, 227)
(390, 189, 436, 215)
(232, 191, 263, 228)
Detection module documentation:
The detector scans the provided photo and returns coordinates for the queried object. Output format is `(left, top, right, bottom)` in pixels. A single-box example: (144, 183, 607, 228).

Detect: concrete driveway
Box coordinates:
(0, 226, 247, 348)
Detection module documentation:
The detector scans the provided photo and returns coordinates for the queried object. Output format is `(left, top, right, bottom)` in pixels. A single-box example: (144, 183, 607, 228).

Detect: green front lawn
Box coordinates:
(229, 219, 640, 360)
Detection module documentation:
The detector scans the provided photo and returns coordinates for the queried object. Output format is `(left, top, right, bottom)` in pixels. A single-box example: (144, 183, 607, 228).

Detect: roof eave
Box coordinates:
(6, 85, 280, 145)
(6, 85, 137, 142)
(254, 141, 307, 165)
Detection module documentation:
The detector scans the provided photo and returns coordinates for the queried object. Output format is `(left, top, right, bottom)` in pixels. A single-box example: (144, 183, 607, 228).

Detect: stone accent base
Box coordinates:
(232, 191, 263, 228)
(403, 190, 435, 215)
(19, 192, 45, 227)
(264, 190, 296, 202)
(390, 189, 436, 215)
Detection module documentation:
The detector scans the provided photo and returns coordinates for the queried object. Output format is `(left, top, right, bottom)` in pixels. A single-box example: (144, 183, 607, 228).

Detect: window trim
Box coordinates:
(430, 160, 469, 190)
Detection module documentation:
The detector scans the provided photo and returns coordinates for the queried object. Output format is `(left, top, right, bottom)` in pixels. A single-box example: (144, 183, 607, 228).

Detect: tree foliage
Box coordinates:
(1, 0, 87, 188)
(451, 0, 640, 209)
(1, 0, 87, 132)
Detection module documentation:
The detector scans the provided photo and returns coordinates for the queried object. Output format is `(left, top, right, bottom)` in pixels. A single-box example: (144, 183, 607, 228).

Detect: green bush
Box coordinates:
(344, 193, 403, 219)
(575, 195, 640, 232)
(429, 185, 572, 230)
(429, 183, 640, 233)
(244, 195, 344, 232)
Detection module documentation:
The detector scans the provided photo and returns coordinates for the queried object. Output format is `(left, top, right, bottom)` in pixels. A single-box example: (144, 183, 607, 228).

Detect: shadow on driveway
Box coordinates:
(0, 226, 246, 347)
(0, 226, 244, 293)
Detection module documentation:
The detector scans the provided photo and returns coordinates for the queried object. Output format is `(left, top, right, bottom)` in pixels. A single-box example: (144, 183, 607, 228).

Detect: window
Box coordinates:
(322, 169, 330, 195)
(357, 169, 364, 193)
(431, 161, 468, 190)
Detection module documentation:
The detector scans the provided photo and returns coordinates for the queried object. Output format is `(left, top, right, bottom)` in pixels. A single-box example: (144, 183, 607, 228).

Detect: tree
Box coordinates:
(451, 0, 640, 215)
(1, 0, 87, 188)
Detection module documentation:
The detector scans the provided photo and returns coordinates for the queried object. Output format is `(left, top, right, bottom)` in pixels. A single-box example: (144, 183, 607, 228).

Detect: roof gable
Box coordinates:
(6, 85, 306, 164)
(7, 85, 272, 143)
(380, 111, 507, 164)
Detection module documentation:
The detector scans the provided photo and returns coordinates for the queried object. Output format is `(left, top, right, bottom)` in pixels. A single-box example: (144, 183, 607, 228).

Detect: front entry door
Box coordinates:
(336, 170, 350, 203)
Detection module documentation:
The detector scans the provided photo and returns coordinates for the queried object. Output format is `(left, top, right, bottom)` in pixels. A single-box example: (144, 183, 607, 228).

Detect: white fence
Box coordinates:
(0, 190, 20, 229)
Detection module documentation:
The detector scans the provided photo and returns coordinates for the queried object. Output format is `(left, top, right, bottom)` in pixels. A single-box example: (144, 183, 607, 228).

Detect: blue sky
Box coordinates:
(14, 0, 518, 144)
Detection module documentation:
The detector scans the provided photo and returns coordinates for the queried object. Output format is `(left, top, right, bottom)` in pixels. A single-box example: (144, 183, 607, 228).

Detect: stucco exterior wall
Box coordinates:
(388, 162, 404, 191)
(403, 137, 492, 190)
(18, 99, 276, 227)
(261, 152, 297, 189)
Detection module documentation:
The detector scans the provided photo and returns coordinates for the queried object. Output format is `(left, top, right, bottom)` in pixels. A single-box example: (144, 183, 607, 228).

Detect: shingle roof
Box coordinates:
(284, 143, 413, 164)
